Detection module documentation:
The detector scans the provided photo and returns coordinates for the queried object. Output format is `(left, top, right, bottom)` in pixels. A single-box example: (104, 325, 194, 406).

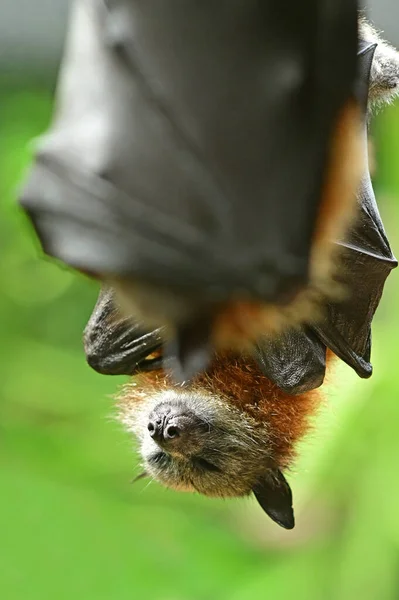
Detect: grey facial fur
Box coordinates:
(120, 389, 273, 497)
(119, 385, 295, 529)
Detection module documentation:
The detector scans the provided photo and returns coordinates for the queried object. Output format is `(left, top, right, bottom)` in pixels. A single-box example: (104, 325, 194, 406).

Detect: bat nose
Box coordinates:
(147, 417, 181, 444)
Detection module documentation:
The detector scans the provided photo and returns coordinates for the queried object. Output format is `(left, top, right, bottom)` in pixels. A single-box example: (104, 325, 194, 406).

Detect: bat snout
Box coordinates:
(147, 402, 208, 453)
(147, 415, 181, 445)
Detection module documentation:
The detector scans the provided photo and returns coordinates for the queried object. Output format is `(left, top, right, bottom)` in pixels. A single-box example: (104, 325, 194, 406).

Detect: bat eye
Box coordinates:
(192, 457, 221, 473)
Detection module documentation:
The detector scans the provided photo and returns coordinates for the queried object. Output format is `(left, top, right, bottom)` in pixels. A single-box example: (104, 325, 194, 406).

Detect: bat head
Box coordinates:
(118, 353, 321, 530)
(129, 390, 272, 496)
(123, 386, 296, 530)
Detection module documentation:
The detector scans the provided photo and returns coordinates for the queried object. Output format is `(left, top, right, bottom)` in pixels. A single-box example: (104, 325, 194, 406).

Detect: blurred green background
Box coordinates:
(1, 73, 399, 599)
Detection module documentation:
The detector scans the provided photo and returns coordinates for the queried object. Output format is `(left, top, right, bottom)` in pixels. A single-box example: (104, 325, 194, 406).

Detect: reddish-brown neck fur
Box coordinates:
(124, 351, 334, 470)
(194, 355, 321, 469)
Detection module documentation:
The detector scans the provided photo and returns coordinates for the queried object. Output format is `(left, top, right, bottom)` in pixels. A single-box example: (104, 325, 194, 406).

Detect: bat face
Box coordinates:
(126, 390, 269, 498)
(119, 352, 320, 529)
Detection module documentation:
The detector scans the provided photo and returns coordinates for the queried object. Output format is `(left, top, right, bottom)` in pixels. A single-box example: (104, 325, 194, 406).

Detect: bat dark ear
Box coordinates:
(252, 469, 295, 529)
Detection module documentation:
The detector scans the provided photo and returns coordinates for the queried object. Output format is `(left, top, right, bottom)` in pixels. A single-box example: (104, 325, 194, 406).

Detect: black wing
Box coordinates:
(256, 42, 397, 393)
(256, 168, 397, 392)
(19, 0, 358, 308)
(312, 41, 397, 376)
(312, 173, 397, 378)
(86, 166, 397, 385)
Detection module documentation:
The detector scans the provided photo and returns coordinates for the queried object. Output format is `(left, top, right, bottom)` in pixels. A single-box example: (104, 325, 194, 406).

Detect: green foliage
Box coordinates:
(1, 86, 399, 600)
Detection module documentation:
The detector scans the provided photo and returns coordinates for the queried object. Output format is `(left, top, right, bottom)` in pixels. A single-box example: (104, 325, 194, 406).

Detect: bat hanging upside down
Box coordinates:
(83, 27, 399, 528)
(19, 2, 399, 380)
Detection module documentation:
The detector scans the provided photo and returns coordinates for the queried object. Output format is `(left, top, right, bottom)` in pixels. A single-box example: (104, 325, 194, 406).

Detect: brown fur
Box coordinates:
(119, 351, 327, 471)
(194, 354, 322, 469)
(310, 100, 363, 283)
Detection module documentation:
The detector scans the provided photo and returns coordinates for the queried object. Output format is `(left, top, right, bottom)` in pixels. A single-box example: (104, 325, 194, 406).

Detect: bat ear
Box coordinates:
(252, 469, 295, 529)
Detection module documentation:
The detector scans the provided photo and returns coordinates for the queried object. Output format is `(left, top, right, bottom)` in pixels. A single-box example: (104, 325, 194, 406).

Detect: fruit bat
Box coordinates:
(82, 32, 398, 528)
(19, 0, 367, 381)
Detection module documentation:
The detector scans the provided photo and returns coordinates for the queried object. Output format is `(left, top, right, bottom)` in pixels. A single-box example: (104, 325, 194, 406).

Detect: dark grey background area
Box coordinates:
(367, 0, 399, 46)
(0, 0, 70, 73)
(0, 0, 398, 73)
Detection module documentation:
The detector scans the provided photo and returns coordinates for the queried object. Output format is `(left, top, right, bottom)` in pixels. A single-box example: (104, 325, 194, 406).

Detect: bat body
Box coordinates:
(19, 0, 368, 379)
(82, 29, 398, 529)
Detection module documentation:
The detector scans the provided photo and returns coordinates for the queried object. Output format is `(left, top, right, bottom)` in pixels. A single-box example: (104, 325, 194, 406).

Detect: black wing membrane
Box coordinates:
(19, 0, 358, 307)
(257, 166, 397, 392)
(313, 41, 397, 377)
(312, 172, 397, 378)
(84, 286, 163, 375)
(256, 42, 397, 392)
(144, 28, 394, 385)
(83, 41, 397, 392)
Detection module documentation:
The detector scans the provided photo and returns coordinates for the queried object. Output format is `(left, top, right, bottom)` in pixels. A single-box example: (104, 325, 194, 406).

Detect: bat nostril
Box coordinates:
(147, 418, 180, 443)
(164, 425, 180, 439)
(147, 420, 161, 440)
